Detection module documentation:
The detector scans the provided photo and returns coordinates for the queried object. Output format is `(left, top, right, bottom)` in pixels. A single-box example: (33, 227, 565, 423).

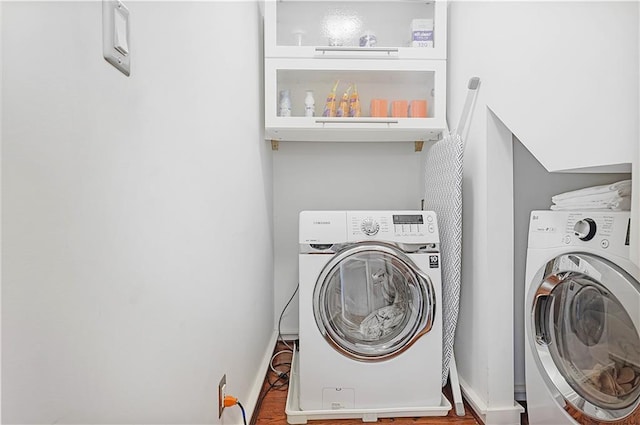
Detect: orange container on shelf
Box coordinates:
(409, 100, 428, 118)
(370, 99, 388, 117)
(391, 100, 408, 118)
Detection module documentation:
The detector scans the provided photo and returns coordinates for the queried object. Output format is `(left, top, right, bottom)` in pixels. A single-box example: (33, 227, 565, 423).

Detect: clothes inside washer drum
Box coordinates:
(423, 133, 464, 387)
(359, 304, 406, 340)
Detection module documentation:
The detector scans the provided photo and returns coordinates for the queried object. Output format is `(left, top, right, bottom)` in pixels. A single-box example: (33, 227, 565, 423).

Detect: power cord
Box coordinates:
(270, 283, 299, 378)
(249, 284, 299, 425)
(269, 350, 292, 379)
(277, 284, 299, 351)
(249, 372, 289, 425)
(223, 395, 247, 425)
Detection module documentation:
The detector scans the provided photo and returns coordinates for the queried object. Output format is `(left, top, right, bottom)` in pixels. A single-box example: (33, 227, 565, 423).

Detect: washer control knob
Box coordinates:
(573, 218, 597, 241)
(361, 219, 380, 236)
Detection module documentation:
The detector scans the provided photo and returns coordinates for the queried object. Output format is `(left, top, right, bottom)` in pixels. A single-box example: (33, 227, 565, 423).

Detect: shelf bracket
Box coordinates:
(415, 141, 424, 152)
(271, 140, 279, 151)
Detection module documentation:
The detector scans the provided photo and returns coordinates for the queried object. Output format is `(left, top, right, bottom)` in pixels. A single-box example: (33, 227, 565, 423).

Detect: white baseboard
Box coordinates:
(243, 330, 279, 423)
(459, 376, 524, 425)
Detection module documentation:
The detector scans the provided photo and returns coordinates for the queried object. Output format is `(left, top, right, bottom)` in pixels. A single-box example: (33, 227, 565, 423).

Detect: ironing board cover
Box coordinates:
(423, 133, 464, 387)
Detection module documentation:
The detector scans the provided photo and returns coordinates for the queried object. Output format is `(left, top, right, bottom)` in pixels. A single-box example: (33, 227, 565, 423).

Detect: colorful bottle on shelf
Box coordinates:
(304, 90, 315, 117)
(349, 84, 361, 117)
(336, 85, 351, 117)
(322, 80, 339, 117)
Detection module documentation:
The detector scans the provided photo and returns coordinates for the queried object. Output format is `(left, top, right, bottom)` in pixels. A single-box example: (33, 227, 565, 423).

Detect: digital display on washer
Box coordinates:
(392, 214, 424, 225)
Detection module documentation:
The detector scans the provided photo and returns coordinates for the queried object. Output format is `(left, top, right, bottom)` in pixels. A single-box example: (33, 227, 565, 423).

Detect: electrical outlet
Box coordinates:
(218, 374, 226, 418)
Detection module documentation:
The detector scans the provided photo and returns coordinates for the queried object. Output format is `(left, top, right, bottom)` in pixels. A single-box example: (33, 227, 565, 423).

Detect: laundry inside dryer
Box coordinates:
(548, 275, 640, 409)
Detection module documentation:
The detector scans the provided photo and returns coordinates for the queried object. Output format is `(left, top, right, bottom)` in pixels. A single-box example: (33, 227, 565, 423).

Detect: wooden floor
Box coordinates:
(251, 342, 484, 425)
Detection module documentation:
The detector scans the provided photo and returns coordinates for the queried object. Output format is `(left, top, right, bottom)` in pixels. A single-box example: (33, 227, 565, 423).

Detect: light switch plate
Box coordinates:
(102, 0, 130, 76)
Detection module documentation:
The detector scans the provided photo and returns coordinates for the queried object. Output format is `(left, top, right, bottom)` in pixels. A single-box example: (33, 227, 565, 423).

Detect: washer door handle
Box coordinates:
(533, 294, 552, 346)
(532, 273, 564, 346)
(412, 268, 436, 338)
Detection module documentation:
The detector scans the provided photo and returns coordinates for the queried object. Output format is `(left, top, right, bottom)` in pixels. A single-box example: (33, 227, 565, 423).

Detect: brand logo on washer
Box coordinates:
(313, 221, 331, 225)
(429, 255, 439, 268)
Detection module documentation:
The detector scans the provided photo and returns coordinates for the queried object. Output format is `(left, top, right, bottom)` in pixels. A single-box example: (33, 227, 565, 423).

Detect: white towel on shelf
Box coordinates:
(551, 180, 631, 203)
(550, 196, 631, 211)
(553, 191, 628, 206)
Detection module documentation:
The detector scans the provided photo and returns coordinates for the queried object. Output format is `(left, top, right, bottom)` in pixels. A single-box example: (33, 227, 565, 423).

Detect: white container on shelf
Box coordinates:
(304, 90, 315, 117)
(411, 18, 434, 47)
(279, 89, 292, 117)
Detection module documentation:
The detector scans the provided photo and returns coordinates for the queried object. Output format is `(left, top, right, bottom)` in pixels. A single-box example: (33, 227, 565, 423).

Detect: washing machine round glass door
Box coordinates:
(530, 252, 640, 421)
(313, 241, 435, 362)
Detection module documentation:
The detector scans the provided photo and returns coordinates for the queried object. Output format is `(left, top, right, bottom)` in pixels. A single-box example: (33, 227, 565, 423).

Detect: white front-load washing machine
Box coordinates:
(524, 210, 640, 424)
(298, 210, 444, 413)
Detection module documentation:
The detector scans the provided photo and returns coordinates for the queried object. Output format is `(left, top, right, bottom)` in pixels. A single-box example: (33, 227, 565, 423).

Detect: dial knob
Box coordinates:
(361, 219, 380, 236)
(573, 218, 597, 241)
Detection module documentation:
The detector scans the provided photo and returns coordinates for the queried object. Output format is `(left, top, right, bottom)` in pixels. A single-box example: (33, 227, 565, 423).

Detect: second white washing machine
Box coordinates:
(525, 210, 640, 424)
(298, 210, 444, 414)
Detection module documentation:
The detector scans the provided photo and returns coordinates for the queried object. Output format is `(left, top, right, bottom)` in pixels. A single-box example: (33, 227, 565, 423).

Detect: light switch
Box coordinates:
(102, 0, 130, 76)
(114, 6, 129, 56)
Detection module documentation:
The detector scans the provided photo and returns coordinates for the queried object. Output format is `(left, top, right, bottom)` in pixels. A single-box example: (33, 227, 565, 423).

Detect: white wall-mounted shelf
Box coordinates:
(264, 0, 447, 143)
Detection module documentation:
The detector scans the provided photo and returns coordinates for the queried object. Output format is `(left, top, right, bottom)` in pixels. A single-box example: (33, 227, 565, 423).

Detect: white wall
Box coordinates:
(1, 2, 274, 424)
(273, 142, 425, 334)
(448, 1, 639, 423)
(451, 1, 637, 174)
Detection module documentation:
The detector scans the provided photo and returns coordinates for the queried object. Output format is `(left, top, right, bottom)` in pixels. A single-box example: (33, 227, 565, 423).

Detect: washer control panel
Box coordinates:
(392, 213, 435, 236)
(299, 211, 440, 245)
(528, 210, 631, 258)
(347, 211, 439, 244)
(360, 218, 380, 236)
(573, 218, 597, 241)
(564, 213, 617, 246)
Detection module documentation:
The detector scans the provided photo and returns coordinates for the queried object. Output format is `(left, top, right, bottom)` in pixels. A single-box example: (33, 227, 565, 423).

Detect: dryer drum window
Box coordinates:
(547, 274, 640, 410)
(313, 243, 434, 361)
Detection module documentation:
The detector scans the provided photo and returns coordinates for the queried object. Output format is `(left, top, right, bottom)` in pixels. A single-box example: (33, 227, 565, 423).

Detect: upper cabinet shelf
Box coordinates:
(264, 0, 447, 60)
(265, 58, 446, 142)
(263, 0, 448, 143)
